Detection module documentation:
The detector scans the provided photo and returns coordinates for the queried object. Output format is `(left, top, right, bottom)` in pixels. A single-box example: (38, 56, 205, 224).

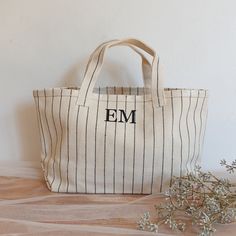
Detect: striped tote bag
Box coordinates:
(33, 38, 208, 194)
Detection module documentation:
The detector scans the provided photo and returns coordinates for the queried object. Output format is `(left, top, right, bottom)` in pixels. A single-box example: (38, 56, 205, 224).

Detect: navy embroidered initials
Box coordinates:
(105, 109, 136, 124)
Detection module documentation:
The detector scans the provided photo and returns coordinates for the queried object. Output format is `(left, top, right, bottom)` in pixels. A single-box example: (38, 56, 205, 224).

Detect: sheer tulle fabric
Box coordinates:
(0, 161, 235, 235)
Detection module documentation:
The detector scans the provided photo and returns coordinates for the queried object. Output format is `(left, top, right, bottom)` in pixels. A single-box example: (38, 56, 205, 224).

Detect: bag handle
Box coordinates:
(76, 38, 165, 108)
(82, 38, 156, 94)
(83, 39, 153, 89)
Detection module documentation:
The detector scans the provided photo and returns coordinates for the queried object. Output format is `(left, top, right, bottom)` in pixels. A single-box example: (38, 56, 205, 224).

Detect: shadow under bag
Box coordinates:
(33, 38, 208, 194)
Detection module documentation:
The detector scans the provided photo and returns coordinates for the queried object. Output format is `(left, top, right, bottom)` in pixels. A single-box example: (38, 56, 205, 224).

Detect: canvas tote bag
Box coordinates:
(33, 38, 208, 194)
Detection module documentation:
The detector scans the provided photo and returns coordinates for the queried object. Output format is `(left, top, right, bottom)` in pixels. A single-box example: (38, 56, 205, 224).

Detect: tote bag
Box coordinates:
(33, 38, 208, 194)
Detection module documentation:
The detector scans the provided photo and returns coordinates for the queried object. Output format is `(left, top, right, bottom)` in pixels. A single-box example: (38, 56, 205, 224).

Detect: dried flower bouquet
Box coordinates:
(138, 160, 236, 236)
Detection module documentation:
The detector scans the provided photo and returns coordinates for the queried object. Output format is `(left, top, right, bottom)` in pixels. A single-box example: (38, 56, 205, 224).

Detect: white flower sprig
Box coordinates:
(138, 160, 236, 236)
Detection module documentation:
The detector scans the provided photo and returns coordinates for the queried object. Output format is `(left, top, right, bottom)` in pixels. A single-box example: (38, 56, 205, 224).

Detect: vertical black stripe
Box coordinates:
(141, 88, 146, 193)
(122, 94, 127, 194)
(190, 91, 200, 170)
(66, 90, 73, 192)
(194, 91, 207, 167)
(36, 91, 47, 162)
(160, 106, 165, 192)
(113, 87, 118, 193)
(84, 107, 89, 193)
(44, 89, 53, 187)
(104, 87, 109, 193)
(94, 87, 101, 193)
(179, 90, 183, 177)
(57, 89, 63, 192)
(156, 59, 160, 107)
(170, 90, 174, 187)
(185, 91, 192, 173)
(150, 93, 156, 193)
(197, 91, 208, 166)
(75, 105, 80, 192)
(50, 89, 58, 186)
(131, 88, 137, 194)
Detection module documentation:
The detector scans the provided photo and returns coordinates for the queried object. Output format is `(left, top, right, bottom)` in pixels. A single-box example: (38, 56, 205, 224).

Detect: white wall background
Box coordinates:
(0, 0, 236, 171)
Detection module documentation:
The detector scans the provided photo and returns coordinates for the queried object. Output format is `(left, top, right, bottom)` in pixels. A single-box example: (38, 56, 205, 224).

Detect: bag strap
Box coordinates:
(76, 38, 165, 108)
(83, 39, 153, 89)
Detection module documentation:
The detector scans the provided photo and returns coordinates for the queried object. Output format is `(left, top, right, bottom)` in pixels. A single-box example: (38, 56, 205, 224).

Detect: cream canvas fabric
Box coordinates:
(33, 39, 208, 194)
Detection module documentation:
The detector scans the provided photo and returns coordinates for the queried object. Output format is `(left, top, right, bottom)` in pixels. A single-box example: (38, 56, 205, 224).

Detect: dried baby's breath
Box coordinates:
(138, 160, 236, 235)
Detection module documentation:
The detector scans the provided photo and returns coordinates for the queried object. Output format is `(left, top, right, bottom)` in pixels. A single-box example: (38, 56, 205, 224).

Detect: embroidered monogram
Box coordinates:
(105, 109, 136, 124)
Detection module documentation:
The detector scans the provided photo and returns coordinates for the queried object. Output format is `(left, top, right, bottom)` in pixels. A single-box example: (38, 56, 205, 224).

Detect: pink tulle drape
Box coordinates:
(0, 161, 235, 235)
